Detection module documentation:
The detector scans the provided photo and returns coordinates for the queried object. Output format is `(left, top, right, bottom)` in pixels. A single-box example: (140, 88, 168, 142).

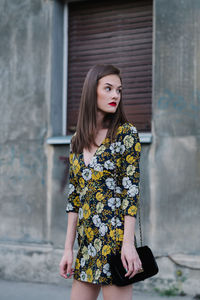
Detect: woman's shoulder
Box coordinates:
(116, 122, 139, 137)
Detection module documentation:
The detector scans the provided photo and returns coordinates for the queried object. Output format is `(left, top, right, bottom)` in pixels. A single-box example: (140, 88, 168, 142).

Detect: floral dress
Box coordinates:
(66, 122, 141, 285)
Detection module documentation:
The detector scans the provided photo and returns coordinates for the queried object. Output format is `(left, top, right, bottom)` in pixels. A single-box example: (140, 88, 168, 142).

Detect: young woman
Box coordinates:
(59, 64, 142, 300)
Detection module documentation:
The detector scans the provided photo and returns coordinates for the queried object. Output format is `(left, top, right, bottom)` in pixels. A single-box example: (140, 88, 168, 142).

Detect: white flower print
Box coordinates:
(81, 257, 85, 267)
(110, 142, 122, 154)
(99, 223, 108, 236)
(130, 125, 137, 133)
(108, 198, 115, 210)
(96, 202, 104, 213)
(90, 157, 103, 172)
(108, 197, 121, 210)
(68, 183, 75, 195)
(126, 165, 136, 176)
(88, 243, 97, 257)
(122, 177, 132, 189)
(94, 238, 102, 252)
(80, 271, 87, 281)
(89, 157, 98, 167)
(127, 184, 139, 197)
(103, 263, 111, 276)
(82, 169, 92, 181)
(79, 186, 88, 199)
(123, 135, 134, 149)
(95, 269, 101, 280)
(105, 178, 115, 190)
(66, 202, 73, 211)
(94, 163, 103, 172)
(115, 197, 121, 208)
(122, 199, 129, 210)
(82, 246, 89, 260)
(104, 160, 115, 170)
(95, 145, 106, 155)
(111, 217, 122, 227)
(92, 215, 101, 227)
(119, 144, 125, 154)
(116, 186, 122, 194)
(78, 208, 83, 219)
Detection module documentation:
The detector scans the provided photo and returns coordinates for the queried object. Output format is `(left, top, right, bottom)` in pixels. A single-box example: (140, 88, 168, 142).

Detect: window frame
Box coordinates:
(46, 0, 152, 145)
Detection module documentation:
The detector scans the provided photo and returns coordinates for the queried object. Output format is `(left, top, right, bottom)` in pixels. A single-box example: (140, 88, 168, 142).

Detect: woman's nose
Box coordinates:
(112, 90, 119, 98)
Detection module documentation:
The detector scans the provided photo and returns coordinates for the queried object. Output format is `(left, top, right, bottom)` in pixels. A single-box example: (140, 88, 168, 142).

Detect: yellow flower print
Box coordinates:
(80, 186, 88, 198)
(128, 205, 137, 216)
(110, 230, 115, 240)
(74, 196, 81, 207)
(123, 135, 134, 149)
(116, 229, 124, 241)
(135, 142, 141, 152)
(79, 177, 85, 188)
(102, 245, 111, 256)
(122, 199, 129, 210)
(116, 158, 121, 167)
(82, 246, 89, 260)
(104, 138, 110, 144)
(97, 259, 101, 268)
(86, 268, 93, 282)
(96, 202, 104, 213)
(92, 171, 103, 180)
(96, 192, 104, 201)
(126, 155, 136, 164)
(73, 159, 80, 175)
(126, 165, 136, 176)
(96, 145, 106, 155)
(82, 203, 91, 219)
(85, 227, 94, 242)
(75, 258, 80, 269)
(69, 153, 73, 164)
(110, 229, 123, 241)
(116, 126, 122, 135)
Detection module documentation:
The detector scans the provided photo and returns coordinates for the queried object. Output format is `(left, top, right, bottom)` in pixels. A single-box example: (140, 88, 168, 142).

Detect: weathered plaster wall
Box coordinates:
(148, 0, 200, 295)
(0, 0, 200, 297)
(0, 0, 53, 275)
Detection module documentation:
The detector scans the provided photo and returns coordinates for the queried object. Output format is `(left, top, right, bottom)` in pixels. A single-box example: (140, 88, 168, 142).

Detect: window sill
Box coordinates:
(46, 132, 152, 145)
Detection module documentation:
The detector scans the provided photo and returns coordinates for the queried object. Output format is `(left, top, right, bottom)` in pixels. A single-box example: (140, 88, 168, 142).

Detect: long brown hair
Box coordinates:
(71, 64, 128, 154)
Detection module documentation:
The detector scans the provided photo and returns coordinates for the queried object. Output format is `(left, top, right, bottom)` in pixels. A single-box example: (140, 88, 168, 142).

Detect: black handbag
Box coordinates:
(109, 162, 159, 286)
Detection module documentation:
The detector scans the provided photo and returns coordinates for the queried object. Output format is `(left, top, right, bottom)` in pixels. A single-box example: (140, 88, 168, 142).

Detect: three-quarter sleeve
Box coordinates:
(65, 147, 81, 214)
(118, 124, 141, 218)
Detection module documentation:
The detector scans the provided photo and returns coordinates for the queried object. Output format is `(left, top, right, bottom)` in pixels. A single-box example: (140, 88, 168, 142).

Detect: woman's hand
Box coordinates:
(59, 249, 74, 279)
(121, 243, 143, 279)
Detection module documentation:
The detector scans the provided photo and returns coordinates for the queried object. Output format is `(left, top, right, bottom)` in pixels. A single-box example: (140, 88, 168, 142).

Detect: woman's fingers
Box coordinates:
(59, 263, 68, 279)
(121, 254, 128, 274)
(124, 259, 134, 277)
(123, 256, 143, 279)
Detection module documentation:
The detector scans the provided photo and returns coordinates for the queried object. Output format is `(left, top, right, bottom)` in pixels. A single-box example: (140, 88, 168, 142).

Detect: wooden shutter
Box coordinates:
(67, 0, 152, 133)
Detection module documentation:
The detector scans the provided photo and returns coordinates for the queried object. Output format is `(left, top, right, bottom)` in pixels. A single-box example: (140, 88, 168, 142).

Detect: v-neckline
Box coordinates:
(81, 133, 108, 168)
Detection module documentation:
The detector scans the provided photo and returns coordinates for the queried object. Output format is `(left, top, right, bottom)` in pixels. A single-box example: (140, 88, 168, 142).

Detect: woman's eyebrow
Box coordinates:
(104, 83, 122, 88)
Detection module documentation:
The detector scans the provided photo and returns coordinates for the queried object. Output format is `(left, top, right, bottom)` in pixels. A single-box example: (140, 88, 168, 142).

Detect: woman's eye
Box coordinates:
(105, 87, 111, 91)
(117, 89, 122, 94)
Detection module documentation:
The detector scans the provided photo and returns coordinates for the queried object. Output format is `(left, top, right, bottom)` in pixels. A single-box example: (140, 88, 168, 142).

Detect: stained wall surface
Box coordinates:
(0, 0, 200, 296)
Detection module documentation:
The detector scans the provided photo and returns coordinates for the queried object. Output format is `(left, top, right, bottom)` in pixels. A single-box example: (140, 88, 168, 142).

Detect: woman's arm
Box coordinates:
(121, 215, 142, 279)
(59, 212, 78, 279)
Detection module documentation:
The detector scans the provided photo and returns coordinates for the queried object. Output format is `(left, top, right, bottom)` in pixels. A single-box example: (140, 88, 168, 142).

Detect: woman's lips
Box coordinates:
(109, 102, 117, 106)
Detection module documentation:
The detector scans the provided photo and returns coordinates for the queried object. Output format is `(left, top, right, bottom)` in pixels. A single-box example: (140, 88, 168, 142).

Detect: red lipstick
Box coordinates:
(109, 102, 117, 106)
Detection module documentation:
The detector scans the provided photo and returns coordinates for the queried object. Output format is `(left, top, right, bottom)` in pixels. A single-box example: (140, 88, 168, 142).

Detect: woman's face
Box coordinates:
(96, 74, 122, 114)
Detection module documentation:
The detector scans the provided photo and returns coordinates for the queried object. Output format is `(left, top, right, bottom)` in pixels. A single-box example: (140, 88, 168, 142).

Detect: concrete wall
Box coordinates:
(0, 0, 200, 297)
(0, 0, 55, 281)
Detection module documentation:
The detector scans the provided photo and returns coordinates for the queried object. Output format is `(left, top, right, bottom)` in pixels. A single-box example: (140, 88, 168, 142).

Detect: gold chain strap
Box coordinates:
(113, 161, 143, 253)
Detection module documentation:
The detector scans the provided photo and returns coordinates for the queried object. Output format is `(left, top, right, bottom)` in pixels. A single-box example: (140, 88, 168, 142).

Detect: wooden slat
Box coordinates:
(67, 0, 152, 133)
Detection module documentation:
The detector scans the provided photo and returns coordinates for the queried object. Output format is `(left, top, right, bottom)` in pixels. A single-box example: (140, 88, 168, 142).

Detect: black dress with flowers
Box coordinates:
(66, 122, 141, 285)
